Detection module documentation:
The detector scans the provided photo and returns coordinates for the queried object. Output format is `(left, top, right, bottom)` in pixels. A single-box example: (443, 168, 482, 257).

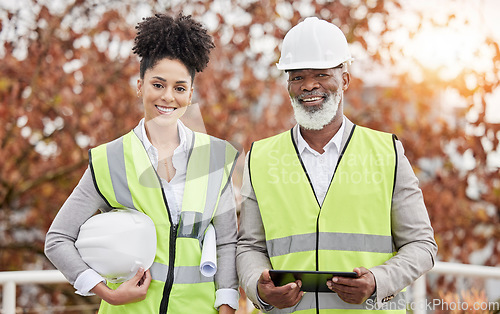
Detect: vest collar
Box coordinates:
(292, 116, 355, 153)
(296, 117, 345, 156)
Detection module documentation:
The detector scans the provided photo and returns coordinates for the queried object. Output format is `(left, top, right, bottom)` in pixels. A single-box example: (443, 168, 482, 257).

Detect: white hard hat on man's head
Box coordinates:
(276, 17, 353, 71)
(75, 209, 157, 283)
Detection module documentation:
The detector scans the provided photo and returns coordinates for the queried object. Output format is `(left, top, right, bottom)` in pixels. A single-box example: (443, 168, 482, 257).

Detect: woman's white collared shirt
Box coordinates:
(139, 118, 189, 225)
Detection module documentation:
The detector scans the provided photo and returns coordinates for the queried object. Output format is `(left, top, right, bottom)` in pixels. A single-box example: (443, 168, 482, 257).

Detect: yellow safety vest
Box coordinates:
(89, 128, 238, 314)
(249, 126, 405, 313)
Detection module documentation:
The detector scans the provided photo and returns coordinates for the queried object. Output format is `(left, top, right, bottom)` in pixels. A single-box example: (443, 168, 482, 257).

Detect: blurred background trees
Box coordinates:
(1, 0, 499, 311)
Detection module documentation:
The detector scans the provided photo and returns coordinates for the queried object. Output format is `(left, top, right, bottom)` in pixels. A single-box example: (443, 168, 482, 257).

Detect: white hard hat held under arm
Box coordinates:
(276, 17, 353, 71)
(75, 209, 157, 283)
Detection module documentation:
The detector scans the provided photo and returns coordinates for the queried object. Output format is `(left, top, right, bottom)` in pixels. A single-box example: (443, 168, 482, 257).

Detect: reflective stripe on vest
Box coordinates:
(267, 232, 393, 258)
(267, 292, 406, 313)
(89, 129, 238, 314)
(250, 126, 403, 313)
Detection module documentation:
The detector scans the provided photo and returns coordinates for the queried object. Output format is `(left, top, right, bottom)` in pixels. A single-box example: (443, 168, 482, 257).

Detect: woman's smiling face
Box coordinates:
(137, 58, 193, 127)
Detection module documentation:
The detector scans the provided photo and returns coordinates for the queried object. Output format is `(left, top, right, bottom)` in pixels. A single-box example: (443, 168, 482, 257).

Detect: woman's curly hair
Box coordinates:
(132, 13, 215, 81)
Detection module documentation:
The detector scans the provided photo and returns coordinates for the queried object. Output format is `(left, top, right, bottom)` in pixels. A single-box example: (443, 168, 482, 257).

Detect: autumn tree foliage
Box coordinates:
(0, 1, 143, 309)
(0, 0, 498, 311)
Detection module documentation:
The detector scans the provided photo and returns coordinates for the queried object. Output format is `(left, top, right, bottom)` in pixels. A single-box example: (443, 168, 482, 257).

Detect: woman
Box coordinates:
(45, 13, 239, 314)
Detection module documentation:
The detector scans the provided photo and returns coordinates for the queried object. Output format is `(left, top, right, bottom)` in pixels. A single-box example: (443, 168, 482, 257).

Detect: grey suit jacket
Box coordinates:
(236, 117, 437, 310)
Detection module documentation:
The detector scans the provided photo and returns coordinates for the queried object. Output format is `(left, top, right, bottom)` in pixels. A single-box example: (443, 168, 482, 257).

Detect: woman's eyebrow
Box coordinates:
(152, 76, 166, 82)
(152, 76, 189, 84)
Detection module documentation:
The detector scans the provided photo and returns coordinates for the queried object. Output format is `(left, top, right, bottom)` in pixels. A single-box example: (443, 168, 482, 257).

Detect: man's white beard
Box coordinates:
(290, 87, 343, 130)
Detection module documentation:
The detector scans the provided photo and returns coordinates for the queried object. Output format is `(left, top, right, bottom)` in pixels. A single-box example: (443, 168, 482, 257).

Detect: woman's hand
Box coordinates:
(218, 304, 235, 314)
(91, 268, 152, 305)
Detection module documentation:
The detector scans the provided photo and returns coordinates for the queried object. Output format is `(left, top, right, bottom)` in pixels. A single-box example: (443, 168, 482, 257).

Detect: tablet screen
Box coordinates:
(269, 270, 358, 293)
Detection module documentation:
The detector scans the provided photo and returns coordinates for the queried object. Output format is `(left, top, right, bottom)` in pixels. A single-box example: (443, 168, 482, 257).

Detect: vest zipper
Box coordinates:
(290, 129, 323, 313)
(159, 223, 178, 314)
(315, 214, 320, 314)
(289, 127, 357, 314)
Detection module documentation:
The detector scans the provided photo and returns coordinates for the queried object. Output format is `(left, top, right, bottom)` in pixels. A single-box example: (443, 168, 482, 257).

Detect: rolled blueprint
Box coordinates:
(200, 223, 217, 277)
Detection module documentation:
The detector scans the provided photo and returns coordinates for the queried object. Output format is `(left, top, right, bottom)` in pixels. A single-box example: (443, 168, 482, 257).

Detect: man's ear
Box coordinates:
(342, 72, 350, 91)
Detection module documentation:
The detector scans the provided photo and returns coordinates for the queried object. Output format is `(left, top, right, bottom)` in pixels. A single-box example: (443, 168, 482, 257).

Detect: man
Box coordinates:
(236, 17, 437, 313)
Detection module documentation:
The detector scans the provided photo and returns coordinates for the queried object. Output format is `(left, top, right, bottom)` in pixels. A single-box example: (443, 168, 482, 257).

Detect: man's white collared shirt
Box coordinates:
(296, 117, 345, 205)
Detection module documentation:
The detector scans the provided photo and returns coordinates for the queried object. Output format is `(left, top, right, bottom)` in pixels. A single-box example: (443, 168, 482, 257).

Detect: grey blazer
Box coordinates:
(236, 117, 437, 310)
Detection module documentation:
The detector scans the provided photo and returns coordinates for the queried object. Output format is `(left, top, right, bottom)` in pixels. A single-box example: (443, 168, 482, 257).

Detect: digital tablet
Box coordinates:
(269, 270, 358, 293)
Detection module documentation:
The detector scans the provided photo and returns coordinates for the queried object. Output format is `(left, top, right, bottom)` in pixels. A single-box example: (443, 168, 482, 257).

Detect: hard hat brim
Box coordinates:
(276, 58, 354, 71)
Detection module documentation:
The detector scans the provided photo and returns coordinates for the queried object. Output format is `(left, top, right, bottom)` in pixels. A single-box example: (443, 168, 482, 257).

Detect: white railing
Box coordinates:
(1, 262, 500, 314)
(0, 270, 68, 314)
(412, 261, 500, 314)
